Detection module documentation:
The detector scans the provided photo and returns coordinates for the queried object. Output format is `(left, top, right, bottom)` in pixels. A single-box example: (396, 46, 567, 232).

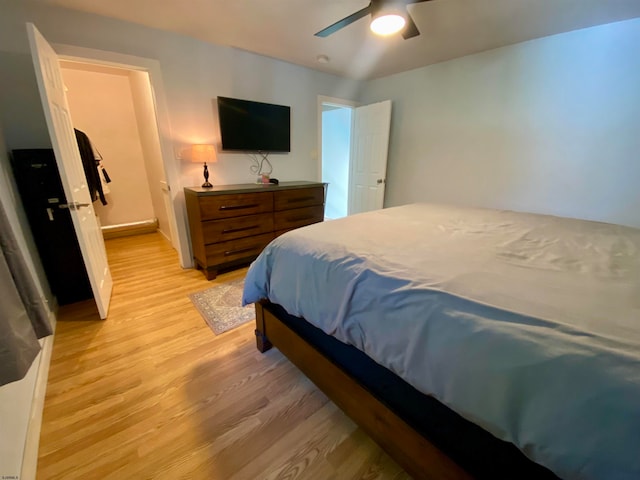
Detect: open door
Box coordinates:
(348, 100, 392, 215)
(27, 23, 113, 319)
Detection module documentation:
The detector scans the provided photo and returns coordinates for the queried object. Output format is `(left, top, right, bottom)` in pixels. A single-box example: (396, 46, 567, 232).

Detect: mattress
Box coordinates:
(243, 203, 640, 479)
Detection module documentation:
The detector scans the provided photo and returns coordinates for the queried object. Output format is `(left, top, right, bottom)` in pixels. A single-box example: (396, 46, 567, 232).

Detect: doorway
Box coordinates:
(318, 96, 392, 218)
(59, 60, 177, 248)
(318, 96, 357, 220)
(53, 43, 191, 270)
(321, 102, 353, 220)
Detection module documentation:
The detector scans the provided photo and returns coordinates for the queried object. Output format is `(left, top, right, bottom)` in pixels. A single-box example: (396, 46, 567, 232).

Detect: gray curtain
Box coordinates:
(0, 201, 52, 387)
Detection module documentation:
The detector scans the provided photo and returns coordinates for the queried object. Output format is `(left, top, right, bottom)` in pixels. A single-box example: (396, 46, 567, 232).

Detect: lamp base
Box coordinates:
(202, 162, 213, 188)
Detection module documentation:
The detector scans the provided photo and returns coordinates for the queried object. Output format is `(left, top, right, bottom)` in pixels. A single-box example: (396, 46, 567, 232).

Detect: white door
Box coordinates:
(348, 100, 392, 215)
(27, 23, 113, 319)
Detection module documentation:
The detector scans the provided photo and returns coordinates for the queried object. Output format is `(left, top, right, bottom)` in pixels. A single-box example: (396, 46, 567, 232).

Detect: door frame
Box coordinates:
(53, 43, 191, 268)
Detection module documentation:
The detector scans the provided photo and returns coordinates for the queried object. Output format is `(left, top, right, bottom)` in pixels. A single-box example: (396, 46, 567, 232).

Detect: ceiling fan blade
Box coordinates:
(402, 0, 434, 39)
(315, 5, 372, 37)
(401, 11, 420, 39)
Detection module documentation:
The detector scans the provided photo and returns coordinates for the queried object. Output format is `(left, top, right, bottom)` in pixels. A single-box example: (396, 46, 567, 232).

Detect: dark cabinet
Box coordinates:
(10, 149, 92, 305)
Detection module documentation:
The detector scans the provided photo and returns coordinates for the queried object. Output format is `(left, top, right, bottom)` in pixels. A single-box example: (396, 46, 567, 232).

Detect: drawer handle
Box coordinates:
(219, 203, 259, 211)
(286, 196, 315, 203)
(222, 225, 259, 234)
(286, 215, 315, 223)
(224, 246, 258, 257)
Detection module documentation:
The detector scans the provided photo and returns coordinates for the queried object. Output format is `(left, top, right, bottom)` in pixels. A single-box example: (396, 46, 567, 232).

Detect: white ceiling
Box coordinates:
(34, 0, 640, 79)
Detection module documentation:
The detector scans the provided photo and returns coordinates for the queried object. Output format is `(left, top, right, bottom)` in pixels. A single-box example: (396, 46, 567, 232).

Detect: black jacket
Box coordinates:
(74, 128, 107, 205)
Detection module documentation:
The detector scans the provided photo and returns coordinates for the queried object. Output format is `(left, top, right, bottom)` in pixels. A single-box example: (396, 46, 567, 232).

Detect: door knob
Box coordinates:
(377, 178, 385, 184)
(58, 201, 90, 210)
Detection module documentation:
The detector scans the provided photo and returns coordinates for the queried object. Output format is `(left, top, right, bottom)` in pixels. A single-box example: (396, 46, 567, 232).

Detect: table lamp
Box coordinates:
(188, 144, 216, 188)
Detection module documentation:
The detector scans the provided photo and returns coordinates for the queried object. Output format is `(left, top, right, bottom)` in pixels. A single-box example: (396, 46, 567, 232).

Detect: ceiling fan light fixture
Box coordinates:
(370, 12, 406, 36)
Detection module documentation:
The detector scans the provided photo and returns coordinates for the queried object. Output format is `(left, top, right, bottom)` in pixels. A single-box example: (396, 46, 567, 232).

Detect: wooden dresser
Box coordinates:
(184, 181, 326, 279)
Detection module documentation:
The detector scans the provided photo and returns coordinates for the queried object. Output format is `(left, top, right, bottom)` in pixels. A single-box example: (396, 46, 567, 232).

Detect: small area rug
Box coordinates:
(188, 278, 254, 335)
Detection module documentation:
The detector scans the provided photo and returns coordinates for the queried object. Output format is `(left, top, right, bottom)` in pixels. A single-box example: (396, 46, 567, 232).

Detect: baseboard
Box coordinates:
(21, 316, 56, 480)
(102, 218, 158, 239)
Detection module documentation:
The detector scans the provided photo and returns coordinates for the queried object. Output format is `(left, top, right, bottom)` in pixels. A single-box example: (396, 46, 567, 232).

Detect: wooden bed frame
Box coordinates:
(254, 299, 474, 480)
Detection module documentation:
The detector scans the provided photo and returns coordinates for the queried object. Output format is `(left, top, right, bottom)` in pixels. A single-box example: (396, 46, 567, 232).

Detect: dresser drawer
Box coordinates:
(274, 205, 324, 232)
(205, 233, 274, 265)
(199, 192, 273, 220)
(202, 213, 273, 244)
(274, 187, 324, 211)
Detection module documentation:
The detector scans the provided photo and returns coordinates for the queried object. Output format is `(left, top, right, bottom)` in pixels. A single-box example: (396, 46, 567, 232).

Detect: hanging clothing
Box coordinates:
(91, 140, 112, 195)
(98, 163, 111, 194)
(74, 128, 107, 205)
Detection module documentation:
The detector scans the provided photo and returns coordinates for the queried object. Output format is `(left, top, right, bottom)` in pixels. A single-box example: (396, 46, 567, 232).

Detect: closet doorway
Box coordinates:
(59, 61, 177, 250)
(51, 44, 191, 272)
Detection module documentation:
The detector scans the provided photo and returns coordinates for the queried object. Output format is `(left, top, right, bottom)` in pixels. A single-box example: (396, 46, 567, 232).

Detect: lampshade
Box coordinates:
(186, 144, 216, 164)
(370, 5, 406, 36)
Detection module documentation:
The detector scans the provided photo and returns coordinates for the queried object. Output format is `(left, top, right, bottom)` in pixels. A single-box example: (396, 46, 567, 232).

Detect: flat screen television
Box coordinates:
(217, 96, 291, 152)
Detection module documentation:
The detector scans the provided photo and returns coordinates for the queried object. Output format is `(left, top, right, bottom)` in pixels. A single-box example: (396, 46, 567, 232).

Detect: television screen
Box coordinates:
(217, 96, 291, 152)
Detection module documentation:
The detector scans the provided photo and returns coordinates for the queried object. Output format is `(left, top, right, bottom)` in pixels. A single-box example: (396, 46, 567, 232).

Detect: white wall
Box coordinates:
(361, 18, 640, 228)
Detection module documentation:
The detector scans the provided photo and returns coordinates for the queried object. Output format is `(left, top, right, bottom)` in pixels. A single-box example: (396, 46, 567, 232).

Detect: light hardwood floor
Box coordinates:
(37, 232, 410, 479)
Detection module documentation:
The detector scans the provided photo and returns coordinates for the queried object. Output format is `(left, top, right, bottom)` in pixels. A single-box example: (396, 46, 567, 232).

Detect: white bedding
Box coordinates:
(243, 203, 640, 479)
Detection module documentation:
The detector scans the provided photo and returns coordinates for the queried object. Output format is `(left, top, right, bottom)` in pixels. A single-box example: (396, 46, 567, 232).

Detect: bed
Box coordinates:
(242, 203, 640, 479)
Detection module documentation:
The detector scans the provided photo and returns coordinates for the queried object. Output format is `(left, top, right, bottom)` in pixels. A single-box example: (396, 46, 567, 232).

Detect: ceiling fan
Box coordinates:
(315, 0, 432, 40)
